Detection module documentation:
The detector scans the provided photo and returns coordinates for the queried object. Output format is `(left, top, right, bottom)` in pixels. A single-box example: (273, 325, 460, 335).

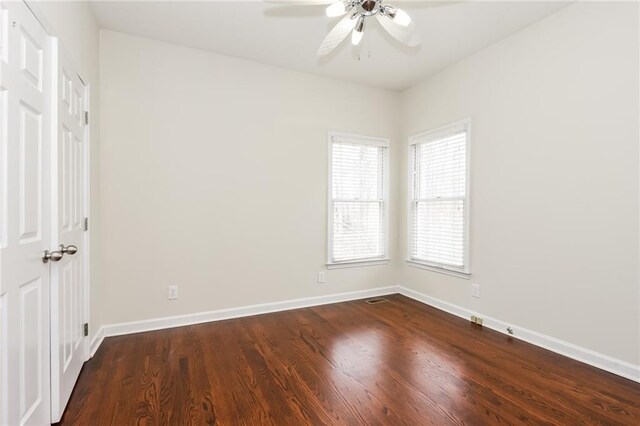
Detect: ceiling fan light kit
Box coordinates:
(352, 15, 365, 45)
(382, 5, 411, 27)
(326, 1, 348, 17)
(266, 0, 420, 56)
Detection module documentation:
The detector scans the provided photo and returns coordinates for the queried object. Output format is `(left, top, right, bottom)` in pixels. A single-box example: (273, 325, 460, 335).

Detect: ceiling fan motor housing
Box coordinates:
(356, 0, 381, 16)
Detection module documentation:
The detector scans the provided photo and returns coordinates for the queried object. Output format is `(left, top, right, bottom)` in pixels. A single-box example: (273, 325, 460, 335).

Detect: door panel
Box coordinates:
(62, 261, 72, 368)
(19, 278, 43, 421)
(50, 40, 87, 423)
(18, 102, 41, 242)
(61, 126, 70, 232)
(73, 135, 82, 228)
(0, 1, 52, 424)
(19, 27, 43, 91)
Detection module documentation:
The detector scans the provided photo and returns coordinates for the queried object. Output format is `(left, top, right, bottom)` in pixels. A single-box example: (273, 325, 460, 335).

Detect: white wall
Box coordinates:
(30, 1, 103, 342)
(98, 2, 639, 369)
(99, 30, 401, 324)
(399, 1, 639, 365)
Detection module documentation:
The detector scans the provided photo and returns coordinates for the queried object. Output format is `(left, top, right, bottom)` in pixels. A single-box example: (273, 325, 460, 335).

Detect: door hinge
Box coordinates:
(83, 217, 89, 231)
(84, 111, 89, 125)
(83, 323, 89, 337)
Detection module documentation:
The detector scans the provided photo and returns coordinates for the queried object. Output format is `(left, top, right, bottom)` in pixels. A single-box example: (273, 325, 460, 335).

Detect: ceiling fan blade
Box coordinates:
(375, 13, 421, 47)
(317, 13, 358, 56)
(264, 0, 335, 4)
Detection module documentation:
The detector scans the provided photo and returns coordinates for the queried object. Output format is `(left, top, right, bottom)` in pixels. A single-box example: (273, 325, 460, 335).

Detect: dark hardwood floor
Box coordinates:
(59, 294, 640, 425)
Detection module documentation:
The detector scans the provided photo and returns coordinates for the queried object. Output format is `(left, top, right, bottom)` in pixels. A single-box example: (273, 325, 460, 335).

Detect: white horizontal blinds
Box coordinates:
(331, 140, 386, 262)
(411, 127, 467, 271)
(332, 202, 383, 261)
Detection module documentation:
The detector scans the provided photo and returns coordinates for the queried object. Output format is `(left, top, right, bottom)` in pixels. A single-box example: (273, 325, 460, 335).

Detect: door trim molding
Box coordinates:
(24, 1, 90, 79)
(81, 81, 91, 362)
(89, 326, 104, 357)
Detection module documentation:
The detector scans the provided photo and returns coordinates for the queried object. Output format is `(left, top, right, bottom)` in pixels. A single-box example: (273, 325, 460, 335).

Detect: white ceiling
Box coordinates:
(89, 1, 570, 91)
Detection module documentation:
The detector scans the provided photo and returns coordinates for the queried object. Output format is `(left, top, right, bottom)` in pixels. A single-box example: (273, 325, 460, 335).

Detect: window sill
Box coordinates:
(406, 260, 471, 279)
(326, 259, 391, 269)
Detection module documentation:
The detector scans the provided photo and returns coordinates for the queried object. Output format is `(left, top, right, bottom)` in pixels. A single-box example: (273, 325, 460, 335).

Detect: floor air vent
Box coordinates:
(365, 297, 388, 305)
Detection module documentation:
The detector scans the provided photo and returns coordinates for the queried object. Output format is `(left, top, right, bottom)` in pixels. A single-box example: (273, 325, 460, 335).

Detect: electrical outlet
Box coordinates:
(471, 283, 480, 298)
(168, 285, 178, 300)
(317, 272, 326, 283)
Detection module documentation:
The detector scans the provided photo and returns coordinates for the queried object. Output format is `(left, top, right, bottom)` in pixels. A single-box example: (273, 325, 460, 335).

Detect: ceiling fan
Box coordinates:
(265, 0, 421, 56)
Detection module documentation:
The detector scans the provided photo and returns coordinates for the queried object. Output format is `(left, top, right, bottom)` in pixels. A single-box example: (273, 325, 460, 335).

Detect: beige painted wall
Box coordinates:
(399, 1, 640, 365)
(98, 1, 639, 367)
(31, 1, 103, 342)
(99, 30, 401, 324)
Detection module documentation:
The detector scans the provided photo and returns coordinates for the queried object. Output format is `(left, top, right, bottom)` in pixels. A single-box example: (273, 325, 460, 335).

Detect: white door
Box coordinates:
(50, 41, 87, 423)
(0, 1, 53, 425)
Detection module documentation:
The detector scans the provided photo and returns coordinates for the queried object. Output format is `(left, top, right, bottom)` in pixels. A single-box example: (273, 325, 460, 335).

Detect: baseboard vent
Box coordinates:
(398, 285, 640, 383)
(365, 297, 388, 305)
(470, 315, 484, 326)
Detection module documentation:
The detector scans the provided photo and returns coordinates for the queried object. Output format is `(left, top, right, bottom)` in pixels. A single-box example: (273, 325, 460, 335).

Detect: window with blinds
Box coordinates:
(328, 134, 389, 265)
(409, 120, 470, 275)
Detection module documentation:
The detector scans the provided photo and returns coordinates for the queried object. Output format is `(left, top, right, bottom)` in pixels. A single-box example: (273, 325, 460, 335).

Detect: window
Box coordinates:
(328, 133, 389, 267)
(408, 120, 470, 277)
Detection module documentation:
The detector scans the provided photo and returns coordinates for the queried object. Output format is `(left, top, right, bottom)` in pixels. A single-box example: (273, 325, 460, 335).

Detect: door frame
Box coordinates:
(80, 76, 91, 361)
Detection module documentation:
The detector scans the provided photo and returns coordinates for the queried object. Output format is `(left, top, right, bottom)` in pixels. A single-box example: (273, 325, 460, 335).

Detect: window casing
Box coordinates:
(328, 133, 389, 267)
(408, 120, 470, 276)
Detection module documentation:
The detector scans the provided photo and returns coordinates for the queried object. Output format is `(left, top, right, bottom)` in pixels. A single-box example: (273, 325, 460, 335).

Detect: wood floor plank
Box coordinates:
(342, 298, 626, 424)
(311, 303, 548, 425)
(58, 295, 640, 425)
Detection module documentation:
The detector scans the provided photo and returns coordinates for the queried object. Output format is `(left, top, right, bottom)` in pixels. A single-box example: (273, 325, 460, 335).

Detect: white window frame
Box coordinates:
(406, 119, 471, 279)
(327, 132, 390, 269)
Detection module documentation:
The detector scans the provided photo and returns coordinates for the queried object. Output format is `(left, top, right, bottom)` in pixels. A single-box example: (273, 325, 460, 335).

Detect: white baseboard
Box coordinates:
(89, 326, 104, 357)
(93, 286, 398, 353)
(398, 285, 640, 383)
(89, 283, 639, 384)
